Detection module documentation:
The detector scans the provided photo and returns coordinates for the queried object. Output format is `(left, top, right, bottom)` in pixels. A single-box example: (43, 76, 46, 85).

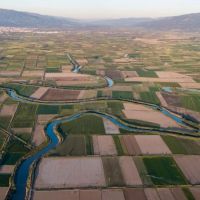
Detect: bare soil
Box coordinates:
(34, 157, 106, 189)
(134, 135, 171, 155)
(119, 156, 142, 186)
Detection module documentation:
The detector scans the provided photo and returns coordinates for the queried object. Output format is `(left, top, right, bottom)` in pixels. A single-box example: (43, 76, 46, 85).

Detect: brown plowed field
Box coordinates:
(121, 71, 139, 78)
(121, 135, 141, 155)
(144, 188, 160, 200)
(32, 124, 46, 146)
(157, 188, 175, 200)
(0, 188, 9, 200)
(80, 190, 101, 200)
(170, 188, 187, 200)
(190, 187, 200, 200)
(124, 188, 147, 200)
(174, 156, 200, 184)
(30, 87, 49, 99)
(0, 104, 17, 117)
(102, 189, 125, 200)
(33, 190, 79, 200)
(0, 165, 15, 174)
(40, 89, 80, 101)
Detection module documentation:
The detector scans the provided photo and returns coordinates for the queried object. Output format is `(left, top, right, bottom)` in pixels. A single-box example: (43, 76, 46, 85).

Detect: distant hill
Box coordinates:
(0, 8, 199, 31)
(0, 9, 78, 28)
(138, 13, 200, 31)
(91, 13, 200, 31)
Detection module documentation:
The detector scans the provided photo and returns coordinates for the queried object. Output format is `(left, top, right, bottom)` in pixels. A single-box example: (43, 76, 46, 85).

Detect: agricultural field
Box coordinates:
(0, 29, 200, 200)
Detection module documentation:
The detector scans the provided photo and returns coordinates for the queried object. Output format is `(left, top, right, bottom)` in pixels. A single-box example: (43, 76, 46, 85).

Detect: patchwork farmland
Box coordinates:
(0, 29, 200, 200)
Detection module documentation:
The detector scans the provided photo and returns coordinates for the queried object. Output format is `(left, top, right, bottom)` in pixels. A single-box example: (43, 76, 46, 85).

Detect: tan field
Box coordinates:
(45, 72, 93, 79)
(123, 188, 147, 200)
(96, 69, 105, 76)
(111, 85, 132, 91)
(12, 127, 32, 134)
(123, 102, 180, 128)
(178, 82, 200, 89)
(34, 157, 106, 189)
(170, 188, 187, 200)
(22, 70, 44, 77)
(56, 80, 97, 86)
(157, 188, 176, 200)
(125, 77, 195, 83)
(121, 135, 141, 155)
(156, 71, 190, 79)
(174, 156, 200, 184)
(82, 90, 97, 99)
(93, 135, 117, 156)
(123, 102, 152, 111)
(102, 189, 125, 200)
(33, 190, 79, 200)
(0, 188, 9, 200)
(62, 65, 73, 72)
(156, 92, 168, 107)
(0, 71, 20, 76)
(76, 58, 88, 65)
(190, 187, 200, 200)
(103, 118, 119, 134)
(30, 87, 49, 99)
(121, 71, 139, 78)
(134, 135, 171, 155)
(0, 165, 15, 174)
(32, 124, 46, 146)
(134, 38, 161, 44)
(77, 90, 86, 99)
(144, 188, 160, 200)
(0, 92, 8, 103)
(119, 156, 142, 186)
(37, 114, 57, 124)
(80, 190, 101, 200)
(0, 104, 18, 116)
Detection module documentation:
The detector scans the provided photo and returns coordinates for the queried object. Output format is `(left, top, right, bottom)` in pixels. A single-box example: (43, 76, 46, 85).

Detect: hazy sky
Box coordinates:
(1, 0, 200, 19)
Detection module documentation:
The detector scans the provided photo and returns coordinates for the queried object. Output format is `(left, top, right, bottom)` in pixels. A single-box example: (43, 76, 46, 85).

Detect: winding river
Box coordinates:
(0, 83, 196, 199)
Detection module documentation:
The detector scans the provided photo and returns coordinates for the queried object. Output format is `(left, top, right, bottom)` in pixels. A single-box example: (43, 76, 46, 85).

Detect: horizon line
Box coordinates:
(0, 7, 199, 20)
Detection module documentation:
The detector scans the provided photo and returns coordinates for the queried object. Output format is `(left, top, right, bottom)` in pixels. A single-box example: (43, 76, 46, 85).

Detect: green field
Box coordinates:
(180, 94, 200, 112)
(37, 105, 60, 114)
(59, 114, 105, 135)
(112, 91, 133, 99)
(140, 90, 160, 104)
(113, 136, 124, 156)
(12, 103, 37, 128)
(3, 83, 38, 97)
(0, 116, 12, 129)
(143, 157, 187, 185)
(107, 101, 124, 116)
(51, 135, 86, 156)
(136, 69, 158, 78)
(0, 131, 7, 150)
(162, 135, 200, 155)
(0, 174, 10, 187)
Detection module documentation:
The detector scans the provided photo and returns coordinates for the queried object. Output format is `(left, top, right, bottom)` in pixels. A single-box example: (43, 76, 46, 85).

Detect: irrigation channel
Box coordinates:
(3, 56, 199, 199)
(2, 86, 198, 200)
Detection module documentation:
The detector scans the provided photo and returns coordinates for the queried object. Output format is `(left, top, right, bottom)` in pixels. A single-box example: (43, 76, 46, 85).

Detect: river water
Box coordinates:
(2, 87, 194, 200)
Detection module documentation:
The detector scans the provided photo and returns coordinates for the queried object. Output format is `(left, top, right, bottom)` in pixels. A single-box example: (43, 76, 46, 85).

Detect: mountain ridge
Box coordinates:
(0, 8, 200, 31)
